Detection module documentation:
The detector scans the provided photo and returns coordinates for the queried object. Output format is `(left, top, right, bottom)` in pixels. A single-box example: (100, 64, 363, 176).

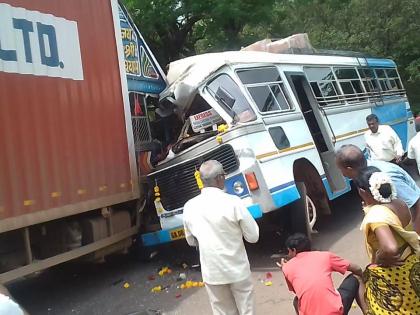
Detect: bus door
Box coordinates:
(285, 72, 347, 193)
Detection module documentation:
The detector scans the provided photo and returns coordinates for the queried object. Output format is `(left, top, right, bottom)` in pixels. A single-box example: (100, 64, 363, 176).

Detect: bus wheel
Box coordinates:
(306, 195, 317, 233)
(290, 182, 313, 241)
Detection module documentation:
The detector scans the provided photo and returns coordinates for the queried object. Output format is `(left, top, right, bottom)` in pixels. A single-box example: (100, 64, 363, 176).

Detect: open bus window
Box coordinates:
(237, 67, 293, 113)
(206, 74, 256, 123)
(304, 67, 343, 106)
(373, 68, 404, 95)
(358, 68, 380, 95)
(333, 67, 366, 103)
(384, 69, 404, 92)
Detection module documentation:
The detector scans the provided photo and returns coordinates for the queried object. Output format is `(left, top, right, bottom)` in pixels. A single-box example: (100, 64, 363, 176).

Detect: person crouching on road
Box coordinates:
(183, 160, 259, 315)
(280, 233, 367, 315)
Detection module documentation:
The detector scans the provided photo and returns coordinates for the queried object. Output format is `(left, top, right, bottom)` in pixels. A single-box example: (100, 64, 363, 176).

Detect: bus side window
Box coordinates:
(333, 67, 366, 103)
(237, 67, 293, 113)
(304, 67, 342, 106)
(268, 126, 290, 150)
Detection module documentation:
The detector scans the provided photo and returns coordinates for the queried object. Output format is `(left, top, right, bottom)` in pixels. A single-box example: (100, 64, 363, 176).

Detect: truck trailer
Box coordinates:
(0, 0, 167, 283)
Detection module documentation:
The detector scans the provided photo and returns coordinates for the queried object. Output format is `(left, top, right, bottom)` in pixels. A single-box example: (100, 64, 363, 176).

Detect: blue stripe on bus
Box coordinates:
(248, 204, 263, 218)
(141, 229, 172, 247)
(365, 58, 396, 68)
(141, 203, 263, 247)
(321, 176, 351, 200)
(391, 121, 408, 151)
(271, 184, 300, 208)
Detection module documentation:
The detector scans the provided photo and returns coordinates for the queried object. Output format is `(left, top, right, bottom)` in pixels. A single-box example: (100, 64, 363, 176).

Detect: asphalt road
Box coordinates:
(6, 185, 373, 315)
(6, 164, 420, 315)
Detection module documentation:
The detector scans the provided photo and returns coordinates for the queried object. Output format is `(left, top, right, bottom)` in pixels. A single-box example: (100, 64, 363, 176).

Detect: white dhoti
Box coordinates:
(205, 277, 255, 315)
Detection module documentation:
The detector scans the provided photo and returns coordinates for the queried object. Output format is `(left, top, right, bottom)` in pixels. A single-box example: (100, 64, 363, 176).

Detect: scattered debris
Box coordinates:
(175, 293, 182, 299)
(158, 266, 172, 277)
(147, 275, 156, 281)
(123, 282, 130, 289)
(181, 262, 189, 269)
(176, 273, 187, 281)
(264, 281, 273, 286)
(149, 251, 159, 259)
(266, 272, 272, 279)
(151, 285, 162, 293)
(179, 280, 204, 289)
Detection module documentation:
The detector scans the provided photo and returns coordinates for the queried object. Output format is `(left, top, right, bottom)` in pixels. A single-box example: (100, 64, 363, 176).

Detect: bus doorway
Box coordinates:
(285, 72, 347, 193)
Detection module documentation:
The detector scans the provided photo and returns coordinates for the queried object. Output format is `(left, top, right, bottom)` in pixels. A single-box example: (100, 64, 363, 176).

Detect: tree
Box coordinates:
(269, 0, 420, 109)
(123, 0, 420, 110)
(123, 0, 276, 67)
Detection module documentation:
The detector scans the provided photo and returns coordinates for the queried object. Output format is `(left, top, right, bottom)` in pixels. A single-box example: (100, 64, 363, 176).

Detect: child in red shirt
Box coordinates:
(280, 233, 366, 315)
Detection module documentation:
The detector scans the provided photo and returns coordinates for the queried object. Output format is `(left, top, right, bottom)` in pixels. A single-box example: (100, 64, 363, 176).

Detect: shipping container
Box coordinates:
(0, 0, 167, 283)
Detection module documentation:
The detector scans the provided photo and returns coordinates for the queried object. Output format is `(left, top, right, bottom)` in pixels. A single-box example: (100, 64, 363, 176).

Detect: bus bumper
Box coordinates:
(140, 204, 263, 247)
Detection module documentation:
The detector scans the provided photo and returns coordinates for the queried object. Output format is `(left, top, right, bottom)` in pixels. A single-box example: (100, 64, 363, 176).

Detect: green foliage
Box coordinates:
(123, 0, 420, 107)
(123, 0, 275, 66)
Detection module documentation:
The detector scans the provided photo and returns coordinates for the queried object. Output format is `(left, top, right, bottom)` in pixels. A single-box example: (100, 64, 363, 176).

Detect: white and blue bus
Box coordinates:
(137, 50, 416, 246)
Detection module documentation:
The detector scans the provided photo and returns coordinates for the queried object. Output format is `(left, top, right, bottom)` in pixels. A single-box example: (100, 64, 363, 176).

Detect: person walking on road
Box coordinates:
(280, 233, 366, 315)
(183, 160, 259, 315)
(336, 144, 420, 234)
(364, 114, 404, 164)
(355, 167, 420, 314)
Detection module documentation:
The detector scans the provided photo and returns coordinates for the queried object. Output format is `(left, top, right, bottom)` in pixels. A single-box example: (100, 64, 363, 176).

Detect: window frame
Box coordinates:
(304, 66, 344, 107)
(377, 68, 405, 95)
(205, 73, 257, 123)
(235, 66, 295, 115)
(333, 67, 368, 103)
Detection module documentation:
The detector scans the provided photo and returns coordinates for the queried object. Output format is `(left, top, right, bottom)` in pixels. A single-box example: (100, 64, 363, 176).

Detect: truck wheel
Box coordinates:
(290, 182, 313, 241)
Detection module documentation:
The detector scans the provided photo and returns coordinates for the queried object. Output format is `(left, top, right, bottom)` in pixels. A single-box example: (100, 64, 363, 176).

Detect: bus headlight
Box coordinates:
(233, 181, 245, 195)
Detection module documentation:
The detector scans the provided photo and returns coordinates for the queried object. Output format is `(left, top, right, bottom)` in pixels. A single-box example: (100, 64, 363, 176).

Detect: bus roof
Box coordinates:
(161, 51, 396, 113)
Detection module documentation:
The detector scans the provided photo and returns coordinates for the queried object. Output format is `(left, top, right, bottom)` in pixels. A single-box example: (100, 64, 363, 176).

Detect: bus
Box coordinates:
(136, 50, 416, 247)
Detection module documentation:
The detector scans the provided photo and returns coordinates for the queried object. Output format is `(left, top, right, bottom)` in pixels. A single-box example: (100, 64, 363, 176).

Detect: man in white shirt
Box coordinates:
(407, 131, 420, 175)
(183, 160, 259, 315)
(0, 286, 25, 315)
(364, 114, 404, 163)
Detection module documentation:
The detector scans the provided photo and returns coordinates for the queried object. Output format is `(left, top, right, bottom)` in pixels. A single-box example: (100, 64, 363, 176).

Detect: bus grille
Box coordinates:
(148, 144, 239, 211)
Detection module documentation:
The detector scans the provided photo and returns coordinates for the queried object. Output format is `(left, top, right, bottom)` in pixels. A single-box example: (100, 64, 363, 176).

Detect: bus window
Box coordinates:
(304, 67, 342, 106)
(375, 68, 391, 91)
(385, 69, 403, 91)
(358, 68, 379, 95)
(207, 74, 256, 123)
(236, 67, 293, 113)
(333, 67, 366, 102)
(268, 126, 290, 150)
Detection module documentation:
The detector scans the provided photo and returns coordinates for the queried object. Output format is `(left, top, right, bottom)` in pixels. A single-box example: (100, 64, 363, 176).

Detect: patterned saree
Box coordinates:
(361, 205, 420, 315)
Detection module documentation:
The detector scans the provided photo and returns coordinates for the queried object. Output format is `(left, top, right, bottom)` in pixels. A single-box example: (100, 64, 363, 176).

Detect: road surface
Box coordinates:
(6, 184, 375, 315)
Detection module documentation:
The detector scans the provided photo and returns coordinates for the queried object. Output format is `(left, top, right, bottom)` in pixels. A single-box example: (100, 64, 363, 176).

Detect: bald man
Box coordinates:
(336, 144, 420, 234)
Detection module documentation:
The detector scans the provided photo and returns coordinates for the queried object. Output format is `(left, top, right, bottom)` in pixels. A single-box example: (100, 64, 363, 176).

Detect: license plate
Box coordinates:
(170, 228, 185, 241)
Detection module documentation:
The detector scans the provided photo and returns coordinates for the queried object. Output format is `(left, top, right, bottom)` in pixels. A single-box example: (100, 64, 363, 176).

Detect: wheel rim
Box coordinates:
(306, 195, 317, 232)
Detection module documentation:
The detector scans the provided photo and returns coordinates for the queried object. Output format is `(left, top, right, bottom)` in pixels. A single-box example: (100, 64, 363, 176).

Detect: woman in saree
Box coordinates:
(355, 166, 420, 314)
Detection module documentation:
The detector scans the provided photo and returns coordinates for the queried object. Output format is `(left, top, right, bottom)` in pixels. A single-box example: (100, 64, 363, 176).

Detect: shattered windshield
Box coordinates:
(206, 74, 256, 123)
